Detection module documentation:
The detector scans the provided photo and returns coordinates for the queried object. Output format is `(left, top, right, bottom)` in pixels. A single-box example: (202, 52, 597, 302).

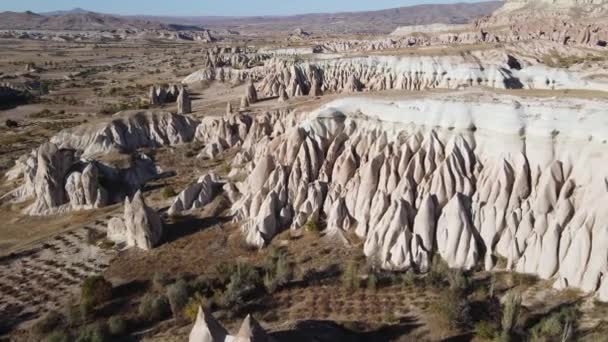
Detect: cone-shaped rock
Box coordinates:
(188, 306, 229, 342)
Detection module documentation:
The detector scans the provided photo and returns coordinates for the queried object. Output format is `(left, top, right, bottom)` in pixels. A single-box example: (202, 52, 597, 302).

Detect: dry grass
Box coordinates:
(0, 200, 120, 256)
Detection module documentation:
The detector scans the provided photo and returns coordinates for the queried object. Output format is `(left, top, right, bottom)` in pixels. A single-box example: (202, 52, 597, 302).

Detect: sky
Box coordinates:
(1, 0, 487, 17)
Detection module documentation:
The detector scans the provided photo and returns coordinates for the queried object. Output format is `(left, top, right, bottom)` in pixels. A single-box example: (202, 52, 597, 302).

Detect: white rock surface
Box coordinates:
(229, 92, 608, 300)
(50, 110, 198, 156)
(188, 308, 272, 342)
(185, 54, 608, 95)
(3, 110, 198, 215)
(189, 306, 229, 342)
(168, 173, 220, 215)
(107, 190, 163, 250)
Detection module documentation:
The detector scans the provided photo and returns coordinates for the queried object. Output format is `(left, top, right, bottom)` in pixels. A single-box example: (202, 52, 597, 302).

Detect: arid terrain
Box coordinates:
(2, 1, 608, 341)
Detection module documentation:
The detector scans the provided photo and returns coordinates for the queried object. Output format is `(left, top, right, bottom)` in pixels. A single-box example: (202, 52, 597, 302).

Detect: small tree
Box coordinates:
(138, 293, 170, 322)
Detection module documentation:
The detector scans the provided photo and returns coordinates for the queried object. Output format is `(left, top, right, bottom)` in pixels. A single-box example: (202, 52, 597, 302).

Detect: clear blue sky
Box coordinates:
(1, 0, 488, 16)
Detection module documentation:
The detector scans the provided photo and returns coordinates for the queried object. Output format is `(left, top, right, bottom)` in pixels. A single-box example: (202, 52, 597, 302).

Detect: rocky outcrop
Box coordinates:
(168, 173, 220, 215)
(107, 190, 163, 250)
(228, 93, 608, 300)
(27, 143, 75, 215)
(3, 110, 197, 215)
(50, 110, 198, 156)
(188, 308, 272, 342)
(65, 163, 108, 209)
(186, 53, 608, 97)
(149, 84, 181, 106)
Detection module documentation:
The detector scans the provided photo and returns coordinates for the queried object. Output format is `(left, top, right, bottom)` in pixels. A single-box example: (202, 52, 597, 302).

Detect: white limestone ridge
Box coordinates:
(390, 23, 471, 36)
(498, 0, 608, 12)
(228, 93, 608, 301)
(49, 110, 199, 157)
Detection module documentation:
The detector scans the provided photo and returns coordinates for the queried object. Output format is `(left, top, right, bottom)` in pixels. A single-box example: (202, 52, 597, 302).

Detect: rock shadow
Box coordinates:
(271, 315, 423, 341)
(162, 214, 232, 243)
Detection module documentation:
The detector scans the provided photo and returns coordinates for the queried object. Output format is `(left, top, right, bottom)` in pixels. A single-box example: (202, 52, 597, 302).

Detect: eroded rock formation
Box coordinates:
(107, 190, 163, 250)
(226, 94, 608, 301)
(168, 173, 221, 216)
(189, 307, 272, 342)
(2, 110, 198, 215)
(185, 53, 608, 97)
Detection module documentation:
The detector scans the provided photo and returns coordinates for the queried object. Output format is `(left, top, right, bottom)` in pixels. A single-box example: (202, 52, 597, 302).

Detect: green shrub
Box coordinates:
(214, 262, 237, 285)
(183, 292, 206, 322)
(530, 306, 577, 342)
(367, 273, 378, 291)
(161, 186, 177, 199)
(501, 290, 522, 341)
(35, 310, 63, 334)
(222, 262, 261, 310)
(45, 331, 70, 342)
(75, 322, 109, 342)
(425, 257, 450, 288)
(81, 275, 112, 306)
(402, 271, 417, 287)
(447, 269, 470, 293)
(263, 250, 293, 293)
(167, 279, 190, 318)
(264, 272, 278, 294)
(190, 275, 213, 294)
(474, 320, 500, 340)
(304, 219, 320, 236)
(138, 293, 170, 322)
(107, 316, 127, 336)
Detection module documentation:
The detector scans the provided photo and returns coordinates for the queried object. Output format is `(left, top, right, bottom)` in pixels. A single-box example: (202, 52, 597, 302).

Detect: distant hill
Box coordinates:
(0, 10, 173, 31)
(0, 1, 503, 34)
(41, 8, 94, 16)
(133, 1, 504, 34)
